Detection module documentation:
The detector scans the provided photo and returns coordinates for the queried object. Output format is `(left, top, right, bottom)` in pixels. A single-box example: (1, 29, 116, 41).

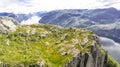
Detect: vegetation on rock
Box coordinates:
(108, 55, 120, 67)
(0, 24, 119, 67)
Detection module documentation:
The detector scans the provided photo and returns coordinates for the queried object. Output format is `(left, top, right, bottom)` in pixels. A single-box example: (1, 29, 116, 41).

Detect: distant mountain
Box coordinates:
(35, 11, 47, 17)
(39, 7, 120, 43)
(0, 12, 32, 22)
(0, 12, 17, 18)
(0, 12, 46, 22)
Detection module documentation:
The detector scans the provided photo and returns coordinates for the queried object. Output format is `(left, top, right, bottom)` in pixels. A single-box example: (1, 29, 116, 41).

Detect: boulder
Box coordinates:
(0, 16, 18, 33)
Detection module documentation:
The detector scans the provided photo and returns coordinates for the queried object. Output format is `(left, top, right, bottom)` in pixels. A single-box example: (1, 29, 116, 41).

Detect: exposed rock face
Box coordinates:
(65, 37, 107, 67)
(0, 16, 18, 33)
(56, 42, 108, 67)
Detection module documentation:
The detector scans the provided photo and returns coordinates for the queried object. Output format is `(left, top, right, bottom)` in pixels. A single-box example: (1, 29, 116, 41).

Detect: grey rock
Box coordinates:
(65, 40, 107, 67)
(18, 32, 27, 37)
(41, 34, 46, 38)
(0, 16, 18, 33)
(59, 48, 65, 52)
(35, 61, 45, 67)
(61, 52, 67, 56)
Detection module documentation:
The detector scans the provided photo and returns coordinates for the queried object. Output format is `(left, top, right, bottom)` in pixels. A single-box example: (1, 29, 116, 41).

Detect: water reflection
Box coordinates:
(100, 37, 120, 63)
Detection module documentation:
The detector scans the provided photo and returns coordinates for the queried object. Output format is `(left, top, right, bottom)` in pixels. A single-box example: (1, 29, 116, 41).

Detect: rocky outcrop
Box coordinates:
(65, 35, 107, 67)
(65, 44, 107, 67)
(0, 16, 18, 33)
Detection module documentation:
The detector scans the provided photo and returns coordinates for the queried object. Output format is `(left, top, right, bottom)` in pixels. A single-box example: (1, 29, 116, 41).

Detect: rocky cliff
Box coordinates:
(65, 42, 107, 67)
(0, 17, 119, 67)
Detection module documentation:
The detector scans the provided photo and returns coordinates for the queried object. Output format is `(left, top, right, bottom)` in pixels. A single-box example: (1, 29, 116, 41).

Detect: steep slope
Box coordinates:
(0, 17, 18, 33)
(0, 24, 119, 67)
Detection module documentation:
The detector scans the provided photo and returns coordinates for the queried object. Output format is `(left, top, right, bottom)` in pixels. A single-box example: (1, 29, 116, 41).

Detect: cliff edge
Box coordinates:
(0, 17, 119, 67)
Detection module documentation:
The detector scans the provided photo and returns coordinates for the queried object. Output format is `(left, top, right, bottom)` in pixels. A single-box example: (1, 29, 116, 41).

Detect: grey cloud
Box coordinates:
(97, 0, 120, 7)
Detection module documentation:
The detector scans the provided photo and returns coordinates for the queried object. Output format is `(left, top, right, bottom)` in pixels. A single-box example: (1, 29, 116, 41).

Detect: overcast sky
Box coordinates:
(0, 0, 120, 13)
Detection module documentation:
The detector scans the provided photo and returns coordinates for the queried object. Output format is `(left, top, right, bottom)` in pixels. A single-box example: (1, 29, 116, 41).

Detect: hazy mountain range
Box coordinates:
(0, 12, 46, 22)
(39, 7, 120, 43)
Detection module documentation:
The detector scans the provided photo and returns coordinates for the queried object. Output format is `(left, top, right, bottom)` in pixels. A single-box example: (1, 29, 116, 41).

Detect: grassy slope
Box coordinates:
(0, 24, 119, 67)
(108, 55, 120, 67)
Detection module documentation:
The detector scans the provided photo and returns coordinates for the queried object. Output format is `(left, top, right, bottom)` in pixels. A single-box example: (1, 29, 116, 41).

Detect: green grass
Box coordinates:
(0, 24, 119, 67)
(108, 55, 120, 67)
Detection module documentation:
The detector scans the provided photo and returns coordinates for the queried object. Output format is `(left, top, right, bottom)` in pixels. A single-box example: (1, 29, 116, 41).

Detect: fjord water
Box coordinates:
(100, 37, 120, 63)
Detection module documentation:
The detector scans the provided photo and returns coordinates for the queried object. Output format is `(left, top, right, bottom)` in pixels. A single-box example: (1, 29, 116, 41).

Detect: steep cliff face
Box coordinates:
(0, 16, 18, 33)
(65, 44, 107, 67)
(0, 23, 119, 67)
(65, 35, 107, 67)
